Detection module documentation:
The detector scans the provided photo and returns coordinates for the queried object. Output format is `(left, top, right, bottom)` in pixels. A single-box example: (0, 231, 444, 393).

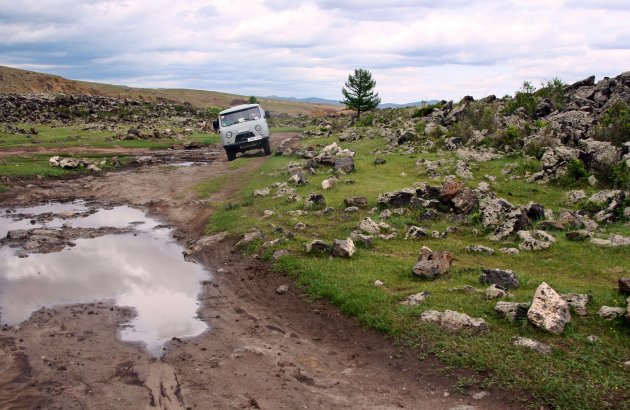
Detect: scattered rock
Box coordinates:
(527, 282, 571, 334)
(485, 284, 510, 299)
(374, 280, 384, 287)
(344, 196, 368, 208)
(465, 245, 495, 254)
(321, 177, 337, 190)
(498, 247, 519, 255)
(420, 310, 489, 332)
(517, 230, 555, 251)
(479, 269, 520, 289)
(235, 230, 262, 248)
(561, 293, 591, 316)
(305, 240, 331, 254)
(495, 302, 529, 321)
(400, 291, 429, 306)
(411, 246, 454, 280)
(405, 226, 429, 239)
(565, 230, 592, 241)
(359, 217, 381, 234)
(618, 278, 630, 294)
(513, 337, 552, 354)
(331, 238, 355, 258)
(304, 193, 326, 210)
(253, 188, 270, 197)
(598, 306, 625, 319)
(272, 249, 289, 260)
(276, 285, 289, 295)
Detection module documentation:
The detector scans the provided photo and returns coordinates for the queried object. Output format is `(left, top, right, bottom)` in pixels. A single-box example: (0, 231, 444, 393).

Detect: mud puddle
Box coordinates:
(0, 201, 210, 355)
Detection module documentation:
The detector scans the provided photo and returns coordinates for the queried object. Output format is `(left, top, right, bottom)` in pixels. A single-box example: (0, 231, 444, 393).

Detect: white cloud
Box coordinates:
(0, 0, 629, 103)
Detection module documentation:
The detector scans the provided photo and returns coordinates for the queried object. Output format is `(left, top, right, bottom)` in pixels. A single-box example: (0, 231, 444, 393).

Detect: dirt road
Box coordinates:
(0, 134, 520, 409)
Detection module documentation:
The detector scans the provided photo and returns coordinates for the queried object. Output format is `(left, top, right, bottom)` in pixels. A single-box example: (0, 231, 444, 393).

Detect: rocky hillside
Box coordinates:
(0, 65, 341, 116)
(303, 71, 630, 191)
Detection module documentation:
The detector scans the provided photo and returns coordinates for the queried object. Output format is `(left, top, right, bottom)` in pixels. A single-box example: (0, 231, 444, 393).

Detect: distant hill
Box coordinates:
(268, 95, 441, 110)
(0, 65, 341, 116)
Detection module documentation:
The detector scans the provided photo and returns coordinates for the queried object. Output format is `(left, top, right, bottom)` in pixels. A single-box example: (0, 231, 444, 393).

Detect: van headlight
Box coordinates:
(255, 125, 262, 131)
(226, 131, 233, 138)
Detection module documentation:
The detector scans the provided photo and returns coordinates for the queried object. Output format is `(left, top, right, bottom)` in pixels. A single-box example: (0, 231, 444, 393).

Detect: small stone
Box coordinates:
(598, 306, 625, 319)
(253, 188, 270, 197)
(272, 249, 289, 260)
(400, 291, 429, 306)
(586, 335, 598, 343)
(513, 337, 551, 354)
(472, 391, 489, 400)
(420, 310, 489, 332)
(565, 230, 592, 241)
(405, 226, 429, 239)
(561, 293, 591, 317)
(374, 280, 384, 287)
(305, 240, 331, 254)
(498, 247, 519, 255)
(263, 210, 274, 218)
(465, 245, 495, 254)
(276, 285, 289, 294)
(494, 302, 529, 321)
(485, 284, 510, 299)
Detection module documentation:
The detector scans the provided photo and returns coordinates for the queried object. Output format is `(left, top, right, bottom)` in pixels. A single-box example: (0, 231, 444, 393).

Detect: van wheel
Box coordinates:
(226, 150, 236, 161)
(262, 140, 271, 156)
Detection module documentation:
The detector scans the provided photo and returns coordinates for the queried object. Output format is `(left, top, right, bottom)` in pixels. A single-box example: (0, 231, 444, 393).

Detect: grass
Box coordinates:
(203, 134, 630, 409)
(0, 154, 128, 179)
(0, 124, 219, 149)
(196, 175, 229, 199)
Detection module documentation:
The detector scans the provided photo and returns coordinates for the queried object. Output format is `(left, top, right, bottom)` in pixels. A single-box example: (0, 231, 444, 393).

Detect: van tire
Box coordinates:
(262, 140, 271, 156)
(226, 149, 236, 161)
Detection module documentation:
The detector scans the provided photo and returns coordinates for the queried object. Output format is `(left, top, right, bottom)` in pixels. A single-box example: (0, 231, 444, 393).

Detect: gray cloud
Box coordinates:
(0, 0, 629, 103)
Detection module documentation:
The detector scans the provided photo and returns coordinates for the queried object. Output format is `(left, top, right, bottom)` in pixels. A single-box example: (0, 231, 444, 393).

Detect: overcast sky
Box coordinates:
(1, 0, 629, 103)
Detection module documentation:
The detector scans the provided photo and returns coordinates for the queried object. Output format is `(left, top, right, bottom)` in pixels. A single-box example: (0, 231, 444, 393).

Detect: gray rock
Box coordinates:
(513, 337, 552, 354)
(331, 238, 355, 258)
(235, 230, 262, 248)
(561, 293, 591, 316)
(334, 156, 355, 173)
(567, 190, 586, 204)
(518, 230, 556, 251)
(405, 226, 429, 239)
(377, 188, 415, 208)
(465, 245, 495, 254)
(420, 310, 489, 332)
(253, 188, 270, 197)
(485, 284, 510, 299)
(598, 306, 625, 319)
(359, 217, 381, 234)
(272, 249, 289, 260)
(305, 240, 331, 254)
(591, 234, 630, 247)
(495, 302, 529, 321)
(498, 247, 519, 255)
(619, 278, 630, 294)
(400, 291, 429, 306)
(479, 269, 520, 289)
(304, 193, 326, 210)
(344, 196, 368, 208)
(411, 246, 454, 280)
(565, 230, 592, 241)
(350, 231, 373, 247)
(527, 282, 571, 334)
(276, 284, 289, 294)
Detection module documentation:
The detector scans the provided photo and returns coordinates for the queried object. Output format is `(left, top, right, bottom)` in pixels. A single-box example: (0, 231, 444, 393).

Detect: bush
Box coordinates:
(603, 161, 630, 190)
(558, 158, 590, 186)
(503, 81, 538, 116)
(594, 101, 630, 147)
(447, 102, 497, 143)
(356, 113, 374, 127)
(537, 77, 566, 111)
(412, 102, 443, 118)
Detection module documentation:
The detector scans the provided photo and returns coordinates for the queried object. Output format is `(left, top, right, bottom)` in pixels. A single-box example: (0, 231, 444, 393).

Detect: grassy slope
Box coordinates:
(202, 135, 630, 409)
(0, 65, 341, 116)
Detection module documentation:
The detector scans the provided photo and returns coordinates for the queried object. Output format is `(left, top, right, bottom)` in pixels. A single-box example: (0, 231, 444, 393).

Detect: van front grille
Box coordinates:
(235, 132, 255, 143)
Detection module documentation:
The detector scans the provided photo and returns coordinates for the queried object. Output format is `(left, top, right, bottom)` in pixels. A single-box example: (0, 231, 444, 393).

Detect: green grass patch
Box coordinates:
(204, 135, 630, 409)
(196, 174, 229, 199)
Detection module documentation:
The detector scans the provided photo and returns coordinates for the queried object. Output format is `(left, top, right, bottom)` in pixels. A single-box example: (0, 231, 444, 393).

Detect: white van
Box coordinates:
(216, 104, 270, 161)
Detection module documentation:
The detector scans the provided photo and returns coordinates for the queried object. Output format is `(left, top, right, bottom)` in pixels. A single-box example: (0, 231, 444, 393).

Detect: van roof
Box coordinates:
(219, 104, 260, 115)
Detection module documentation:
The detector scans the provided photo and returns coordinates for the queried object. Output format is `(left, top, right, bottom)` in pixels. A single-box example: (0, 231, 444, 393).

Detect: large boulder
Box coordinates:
(334, 157, 355, 173)
(578, 139, 622, 171)
(527, 282, 571, 334)
(411, 246, 454, 280)
(518, 230, 556, 251)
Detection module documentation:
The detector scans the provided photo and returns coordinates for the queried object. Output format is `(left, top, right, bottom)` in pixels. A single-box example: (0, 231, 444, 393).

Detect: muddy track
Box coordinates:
(0, 133, 521, 409)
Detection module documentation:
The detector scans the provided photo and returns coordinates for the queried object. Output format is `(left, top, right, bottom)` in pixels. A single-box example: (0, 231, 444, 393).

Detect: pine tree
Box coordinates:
(340, 68, 381, 118)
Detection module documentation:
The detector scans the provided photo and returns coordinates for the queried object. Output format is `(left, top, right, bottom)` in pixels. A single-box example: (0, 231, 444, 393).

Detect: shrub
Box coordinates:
(447, 102, 497, 143)
(412, 102, 443, 118)
(558, 158, 590, 186)
(602, 161, 630, 190)
(503, 81, 538, 116)
(594, 101, 630, 147)
(415, 121, 426, 136)
(537, 77, 566, 111)
(356, 113, 374, 127)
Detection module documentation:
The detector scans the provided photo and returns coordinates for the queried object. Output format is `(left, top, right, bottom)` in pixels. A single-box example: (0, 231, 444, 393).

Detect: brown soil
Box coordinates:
(0, 133, 524, 409)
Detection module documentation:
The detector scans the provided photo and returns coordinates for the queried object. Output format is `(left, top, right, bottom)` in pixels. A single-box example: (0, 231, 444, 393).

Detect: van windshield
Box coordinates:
(220, 107, 261, 127)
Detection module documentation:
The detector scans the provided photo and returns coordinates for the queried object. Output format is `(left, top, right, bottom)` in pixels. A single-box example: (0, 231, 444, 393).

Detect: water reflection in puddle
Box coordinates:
(0, 202, 210, 355)
(170, 161, 205, 167)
